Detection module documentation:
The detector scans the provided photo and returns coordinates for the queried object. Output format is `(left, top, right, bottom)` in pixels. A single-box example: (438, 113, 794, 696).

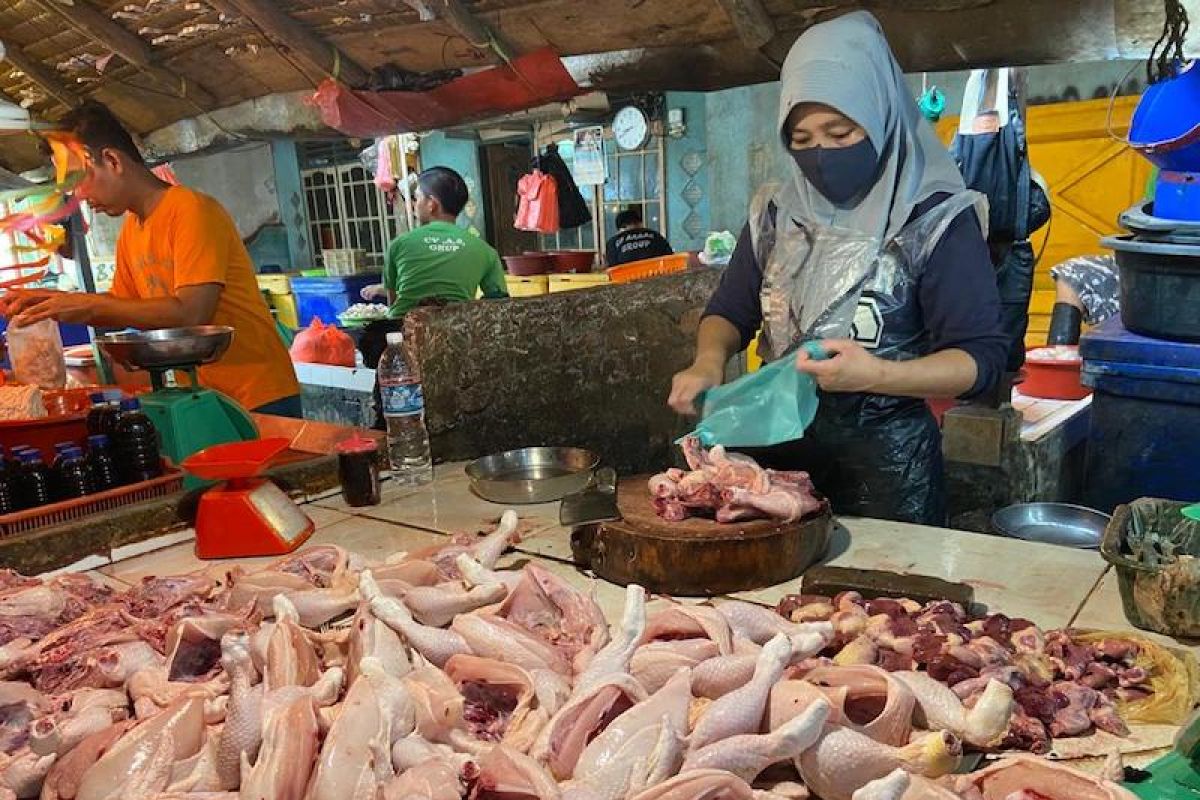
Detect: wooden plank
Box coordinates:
(433, 0, 516, 62)
(2, 43, 82, 111)
(25, 0, 216, 107)
(712, 0, 775, 50)
(221, 0, 371, 87)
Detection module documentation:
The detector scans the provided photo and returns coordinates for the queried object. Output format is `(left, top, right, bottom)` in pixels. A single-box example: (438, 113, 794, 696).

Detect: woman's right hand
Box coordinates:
(361, 284, 386, 302)
(668, 362, 723, 416)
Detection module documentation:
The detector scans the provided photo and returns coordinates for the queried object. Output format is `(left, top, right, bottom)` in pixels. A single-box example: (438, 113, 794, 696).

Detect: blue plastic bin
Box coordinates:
(1080, 317, 1200, 511)
(290, 274, 382, 327)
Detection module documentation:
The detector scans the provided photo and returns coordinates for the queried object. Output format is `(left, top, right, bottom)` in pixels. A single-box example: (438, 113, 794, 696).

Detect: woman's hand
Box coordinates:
(796, 339, 891, 393)
(360, 284, 386, 302)
(668, 361, 724, 416)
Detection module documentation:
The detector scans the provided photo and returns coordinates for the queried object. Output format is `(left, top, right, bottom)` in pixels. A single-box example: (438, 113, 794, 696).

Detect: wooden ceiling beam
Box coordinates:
(430, 0, 517, 63)
(26, 0, 216, 108)
(713, 0, 776, 51)
(219, 0, 372, 87)
(2, 42, 82, 111)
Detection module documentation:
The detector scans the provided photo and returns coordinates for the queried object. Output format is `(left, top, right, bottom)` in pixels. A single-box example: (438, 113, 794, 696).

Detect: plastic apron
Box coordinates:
(745, 186, 987, 526)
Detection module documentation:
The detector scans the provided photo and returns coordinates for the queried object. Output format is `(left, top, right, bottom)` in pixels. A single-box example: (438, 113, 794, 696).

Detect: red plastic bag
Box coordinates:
(289, 318, 356, 367)
(515, 170, 559, 234)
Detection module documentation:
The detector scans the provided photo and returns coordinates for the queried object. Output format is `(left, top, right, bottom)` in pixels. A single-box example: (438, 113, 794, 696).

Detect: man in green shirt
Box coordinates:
(361, 166, 508, 428)
(362, 167, 508, 315)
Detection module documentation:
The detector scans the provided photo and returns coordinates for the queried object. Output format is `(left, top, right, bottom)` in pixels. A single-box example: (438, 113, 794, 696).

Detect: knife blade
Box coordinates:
(559, 467, 619, 527)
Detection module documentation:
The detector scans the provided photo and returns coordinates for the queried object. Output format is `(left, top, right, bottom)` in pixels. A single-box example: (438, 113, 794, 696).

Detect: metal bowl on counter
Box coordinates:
(992, 502, 1111, 549)
(465, 447, 599, 504)
(97, 326, 235, 371)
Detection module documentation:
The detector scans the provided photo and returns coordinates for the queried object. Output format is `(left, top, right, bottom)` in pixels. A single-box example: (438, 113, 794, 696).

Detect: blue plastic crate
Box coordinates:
(291, 274, 382, 327)
(1080, 317, 1200, 511)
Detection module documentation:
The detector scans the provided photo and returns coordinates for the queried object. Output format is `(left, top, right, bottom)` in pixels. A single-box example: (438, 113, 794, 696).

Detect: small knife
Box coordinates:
(559, 467, 620, 528)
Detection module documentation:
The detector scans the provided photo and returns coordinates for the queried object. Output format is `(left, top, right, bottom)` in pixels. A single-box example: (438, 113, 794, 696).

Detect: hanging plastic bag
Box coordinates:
(685, 341, 828, 448)
(699, 231, 737, 266)
(515, 170, 560, 234)
(6, 318, 66, 390)
(289, 318, 356, 367)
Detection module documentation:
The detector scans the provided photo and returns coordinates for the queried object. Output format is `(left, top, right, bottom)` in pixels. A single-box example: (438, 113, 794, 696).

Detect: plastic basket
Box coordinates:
(504, 275, 549, 297)
(0, 463, 184, 538)
(605, 252, 689, 284)
(549, 274, 610, 293)
(321, 249, 369, 277)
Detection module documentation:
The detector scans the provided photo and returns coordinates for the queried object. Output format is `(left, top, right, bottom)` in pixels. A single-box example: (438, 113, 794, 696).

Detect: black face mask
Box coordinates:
(790, 138, 880, 207)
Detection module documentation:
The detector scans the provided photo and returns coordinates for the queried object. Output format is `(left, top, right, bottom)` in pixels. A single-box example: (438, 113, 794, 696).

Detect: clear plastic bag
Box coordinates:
(6, 319, 66, 390)
(685, 341, 827, 448)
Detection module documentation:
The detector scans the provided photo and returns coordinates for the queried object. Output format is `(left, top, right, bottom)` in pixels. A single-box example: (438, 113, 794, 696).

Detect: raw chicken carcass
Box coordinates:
(443, 655, 549, 751)
(681, 699, 830, 782)
(642, 605, 734, 656)
(450, 614, 570, 676)
(494, 564, 609, 674)
(951, 754, 1138, 800)
(531, 673, 647, 780)
(801, 666, 915, 747)
(237, 692, 319, 800)
(346, 601, 410, 688)
(689, 635, 792, 752)
(469, 744, 559, 800)
(626, 769, 754, 800)
(360, 571, 472, 668)
(891, 671, 1014, 748)
(305, 667, 393, 800)
(74, 697, 207, 800)
(572, 585, 646, 695)
(634, 640, 720, 695)
(797, 727, 962, 800)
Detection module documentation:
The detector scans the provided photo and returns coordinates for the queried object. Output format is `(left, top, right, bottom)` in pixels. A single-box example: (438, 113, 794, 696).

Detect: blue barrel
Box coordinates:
(1081, 317, 1200, 511)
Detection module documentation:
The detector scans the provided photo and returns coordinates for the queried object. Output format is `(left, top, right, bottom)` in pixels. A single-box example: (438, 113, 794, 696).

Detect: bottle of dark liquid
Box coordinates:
(0, 447, 15, 516)
(18, 451, 53, 509)
(54, 447, 93, 500)
(86, 434, 120, 492)
(85, 393, 108, 436)
(113, 398, 162, 484)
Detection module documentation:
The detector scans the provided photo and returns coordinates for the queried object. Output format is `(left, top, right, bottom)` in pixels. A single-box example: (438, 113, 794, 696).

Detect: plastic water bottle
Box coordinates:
(86, 435, 120, 491)
(376, 332, 433, 486)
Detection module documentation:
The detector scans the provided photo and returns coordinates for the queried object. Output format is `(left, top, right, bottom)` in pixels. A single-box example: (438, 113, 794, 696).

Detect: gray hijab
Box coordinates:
(775, 11, 966, 243)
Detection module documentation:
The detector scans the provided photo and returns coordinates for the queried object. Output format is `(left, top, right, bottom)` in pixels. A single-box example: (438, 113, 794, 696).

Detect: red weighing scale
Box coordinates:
(182, 437, 314, 559)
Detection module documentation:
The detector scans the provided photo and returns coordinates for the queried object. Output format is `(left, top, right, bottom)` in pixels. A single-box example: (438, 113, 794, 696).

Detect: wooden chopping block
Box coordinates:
(570, 476, 833, 596)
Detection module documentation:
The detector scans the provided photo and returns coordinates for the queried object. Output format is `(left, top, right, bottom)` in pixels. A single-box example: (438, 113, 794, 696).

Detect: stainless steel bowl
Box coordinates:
(465, 447, 599, 504)
(97, 326, 235, 371)
(992, 503, 1111, 549)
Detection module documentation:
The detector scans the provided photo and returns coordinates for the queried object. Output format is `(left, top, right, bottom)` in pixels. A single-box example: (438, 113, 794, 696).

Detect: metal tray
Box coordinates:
(97, 326, 234, 371)
(992, 502, 1110, 549)
(465, 447, 599, 504)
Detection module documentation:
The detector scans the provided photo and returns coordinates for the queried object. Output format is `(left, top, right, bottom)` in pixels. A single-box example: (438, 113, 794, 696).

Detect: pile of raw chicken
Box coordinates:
(649, 438, 825, 523)
(0, 511, 1141, 800)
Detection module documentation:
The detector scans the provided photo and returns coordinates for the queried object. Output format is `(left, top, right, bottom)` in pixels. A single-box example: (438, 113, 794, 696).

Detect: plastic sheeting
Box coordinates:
(308, 48, 581, 138)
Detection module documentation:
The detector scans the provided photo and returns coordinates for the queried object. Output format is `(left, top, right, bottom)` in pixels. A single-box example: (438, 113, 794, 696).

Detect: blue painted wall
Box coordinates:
(271, 139, 312, 269)
(703, 81, 792, 236)
(662, 92, 710, 253)
(419, 132, 486, 236)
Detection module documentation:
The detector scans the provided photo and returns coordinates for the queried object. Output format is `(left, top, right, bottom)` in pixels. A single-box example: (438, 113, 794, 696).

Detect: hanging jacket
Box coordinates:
(515, 170, 559, 234)
(534, 143, 592, 229)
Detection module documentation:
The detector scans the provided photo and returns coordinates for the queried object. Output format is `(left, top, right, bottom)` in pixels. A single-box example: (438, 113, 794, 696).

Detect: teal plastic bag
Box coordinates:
(684, 341, 827, 448)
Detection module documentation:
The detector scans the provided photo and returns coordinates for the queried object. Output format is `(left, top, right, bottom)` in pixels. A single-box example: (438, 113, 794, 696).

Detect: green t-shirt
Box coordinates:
(383, 220, 508, 317)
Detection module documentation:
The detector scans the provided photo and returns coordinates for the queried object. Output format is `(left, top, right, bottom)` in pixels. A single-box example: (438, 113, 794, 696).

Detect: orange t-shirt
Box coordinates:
(111, 186, 299, 410)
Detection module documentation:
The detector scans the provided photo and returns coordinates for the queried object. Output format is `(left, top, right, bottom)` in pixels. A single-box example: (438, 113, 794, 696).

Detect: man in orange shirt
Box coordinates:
(0, 103, 301, 416)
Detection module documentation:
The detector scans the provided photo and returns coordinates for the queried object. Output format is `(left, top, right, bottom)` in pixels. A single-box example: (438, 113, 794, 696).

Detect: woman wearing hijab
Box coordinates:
(668, 11, 1008, 525)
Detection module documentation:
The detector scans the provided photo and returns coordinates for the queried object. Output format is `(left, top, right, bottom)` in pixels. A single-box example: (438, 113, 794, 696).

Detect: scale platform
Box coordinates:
(182, 437, 314, 559)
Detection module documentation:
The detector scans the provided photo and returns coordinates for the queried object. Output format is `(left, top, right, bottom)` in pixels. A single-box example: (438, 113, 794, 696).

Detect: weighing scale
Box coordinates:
(1125, 709, 1200, 799)
(182, 437, 314, 559)
(96, 326, 258, 489)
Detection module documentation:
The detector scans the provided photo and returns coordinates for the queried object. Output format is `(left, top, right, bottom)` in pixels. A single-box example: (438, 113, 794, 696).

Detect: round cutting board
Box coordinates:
(570, 476, 833, 596)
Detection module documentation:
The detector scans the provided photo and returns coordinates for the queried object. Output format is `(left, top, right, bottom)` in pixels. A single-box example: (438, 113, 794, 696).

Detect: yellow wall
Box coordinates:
(937, 97, 1151, 346)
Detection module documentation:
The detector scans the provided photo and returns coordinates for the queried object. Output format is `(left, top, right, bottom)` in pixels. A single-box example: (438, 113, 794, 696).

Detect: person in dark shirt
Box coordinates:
(605, 208, 674, 267)
(667, 11, 1007, 526)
